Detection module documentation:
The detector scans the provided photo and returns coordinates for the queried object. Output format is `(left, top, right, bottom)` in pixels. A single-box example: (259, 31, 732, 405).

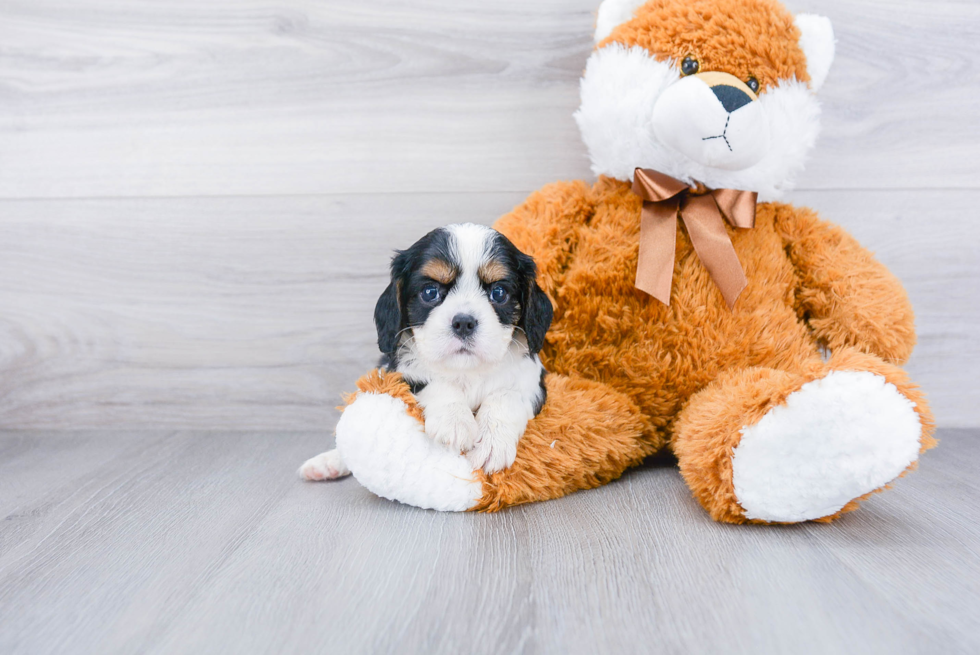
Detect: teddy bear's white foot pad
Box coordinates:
(335, 392, 483, 512)
(731, 371, 922, 523)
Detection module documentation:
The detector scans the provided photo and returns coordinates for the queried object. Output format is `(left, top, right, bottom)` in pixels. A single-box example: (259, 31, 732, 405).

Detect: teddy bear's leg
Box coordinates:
(672, 349, 936, 524)
(328, 369, 657, 512)
(333, 370, 484, 512)
(470, 374, 658, 511)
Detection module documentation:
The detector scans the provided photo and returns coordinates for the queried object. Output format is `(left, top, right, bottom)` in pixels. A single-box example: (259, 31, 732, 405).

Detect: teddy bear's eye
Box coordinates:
(681, 57, 700, 76)
(746, 77, 760, 94)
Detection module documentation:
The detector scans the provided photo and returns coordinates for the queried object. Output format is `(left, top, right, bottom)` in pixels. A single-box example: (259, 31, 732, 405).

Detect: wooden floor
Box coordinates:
(0, 428, 977, 654)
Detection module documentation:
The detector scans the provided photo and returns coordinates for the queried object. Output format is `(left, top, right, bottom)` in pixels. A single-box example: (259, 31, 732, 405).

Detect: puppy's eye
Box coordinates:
(489, 284, 509, 304)
(681, 56, 700, 76)
(746, 77, 760, 94)
(419, 284, 441, 303)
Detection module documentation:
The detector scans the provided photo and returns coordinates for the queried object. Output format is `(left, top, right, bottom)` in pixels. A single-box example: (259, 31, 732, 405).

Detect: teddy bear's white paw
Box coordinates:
(423, 402, 479, 453)
(731, 371, 922, 522)
(298, 449, 350, 481)
(335, 392, 483, 512)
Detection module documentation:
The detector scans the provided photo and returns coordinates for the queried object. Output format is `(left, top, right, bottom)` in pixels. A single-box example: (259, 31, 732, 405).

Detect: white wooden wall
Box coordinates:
(0, 0, 977, 429)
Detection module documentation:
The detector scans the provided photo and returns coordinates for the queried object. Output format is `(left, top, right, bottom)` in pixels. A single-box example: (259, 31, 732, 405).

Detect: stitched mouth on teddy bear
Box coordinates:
(651, 71, 771, 171)
(702, 114, 734, 152)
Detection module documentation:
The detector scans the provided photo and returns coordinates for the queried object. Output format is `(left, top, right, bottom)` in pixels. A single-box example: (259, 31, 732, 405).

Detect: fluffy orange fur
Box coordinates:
(489, 177, 935, 520)
(337, 0, 934, 522)
(600, 0, 810, 91)
(342, 369, 425, 425)
(673, 348, 936, 524)
(471, 374, 656, 512)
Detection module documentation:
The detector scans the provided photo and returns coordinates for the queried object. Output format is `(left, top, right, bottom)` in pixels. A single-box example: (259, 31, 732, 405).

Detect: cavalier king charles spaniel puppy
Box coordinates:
(299, 223, 552, 480)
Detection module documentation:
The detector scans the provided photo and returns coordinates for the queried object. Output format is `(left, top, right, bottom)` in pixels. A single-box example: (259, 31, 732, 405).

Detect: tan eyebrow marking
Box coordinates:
(479, 259, 509, 284)
(421, 259, 455, 284)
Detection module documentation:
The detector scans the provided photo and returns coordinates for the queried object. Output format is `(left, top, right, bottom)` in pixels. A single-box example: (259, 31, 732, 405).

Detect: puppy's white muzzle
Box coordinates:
(414, 296, 513, 371)
(652, 72, 770, 171)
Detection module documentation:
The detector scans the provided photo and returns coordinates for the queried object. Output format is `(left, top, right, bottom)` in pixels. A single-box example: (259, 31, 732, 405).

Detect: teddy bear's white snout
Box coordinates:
(651, 72, 771, 171)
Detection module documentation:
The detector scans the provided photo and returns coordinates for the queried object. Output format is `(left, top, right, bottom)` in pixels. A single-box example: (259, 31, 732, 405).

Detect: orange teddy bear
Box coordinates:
(304, 0, 935, 524)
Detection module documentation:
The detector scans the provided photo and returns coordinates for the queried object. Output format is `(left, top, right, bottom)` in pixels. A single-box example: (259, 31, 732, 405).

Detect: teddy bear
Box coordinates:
(319, 0, 936, 524)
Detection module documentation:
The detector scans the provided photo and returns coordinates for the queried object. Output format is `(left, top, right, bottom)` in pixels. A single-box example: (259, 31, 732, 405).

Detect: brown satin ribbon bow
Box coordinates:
(632, 167, 757, 310)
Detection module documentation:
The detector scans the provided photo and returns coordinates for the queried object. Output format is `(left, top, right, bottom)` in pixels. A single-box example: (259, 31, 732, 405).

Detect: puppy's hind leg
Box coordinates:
(298, 449, 351, 481)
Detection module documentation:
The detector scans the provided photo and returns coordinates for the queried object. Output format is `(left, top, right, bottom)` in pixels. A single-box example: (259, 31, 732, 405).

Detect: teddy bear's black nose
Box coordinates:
(711, 84, 753, 113)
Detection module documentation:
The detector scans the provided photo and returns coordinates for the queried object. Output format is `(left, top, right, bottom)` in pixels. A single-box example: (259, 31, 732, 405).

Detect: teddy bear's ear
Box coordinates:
(795, 14, 836, 92)
(594, 0, 648, 43)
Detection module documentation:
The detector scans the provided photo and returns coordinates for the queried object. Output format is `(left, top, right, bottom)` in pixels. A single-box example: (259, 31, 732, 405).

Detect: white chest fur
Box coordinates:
(398, 341, 544, 415)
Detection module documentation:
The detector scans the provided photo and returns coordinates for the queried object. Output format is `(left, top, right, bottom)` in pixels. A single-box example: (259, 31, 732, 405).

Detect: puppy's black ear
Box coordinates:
(521, 279, 553, 356)
(374, 278, 403, 356)
(509, 245, 553, 355)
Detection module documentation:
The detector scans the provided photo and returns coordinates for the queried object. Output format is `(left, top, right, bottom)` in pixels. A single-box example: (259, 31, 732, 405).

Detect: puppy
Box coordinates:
(299, 223, 552, 482)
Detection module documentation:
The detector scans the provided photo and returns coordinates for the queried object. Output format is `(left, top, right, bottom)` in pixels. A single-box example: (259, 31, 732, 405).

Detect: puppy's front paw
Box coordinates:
(466, 438, 518, 474)
(424, 404, 479, 453)
(298, 449, 351, 481)
(467, 412, 522, 474)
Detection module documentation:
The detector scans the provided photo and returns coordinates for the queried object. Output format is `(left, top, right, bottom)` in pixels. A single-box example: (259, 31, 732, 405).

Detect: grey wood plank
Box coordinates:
(0, 431, 177, 556)
(0, 429, 976, 654)
(0, 430, 336, 655)
(0, 189, 975, 430)
(0, 192, 524, 430)
(0, 0, 977, 198)
(791, 189, 980, 428)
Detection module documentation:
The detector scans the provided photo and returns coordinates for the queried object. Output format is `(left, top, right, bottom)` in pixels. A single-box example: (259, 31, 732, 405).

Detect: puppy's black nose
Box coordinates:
(451, 314, 478, 339)
(711, 84, 752, 113)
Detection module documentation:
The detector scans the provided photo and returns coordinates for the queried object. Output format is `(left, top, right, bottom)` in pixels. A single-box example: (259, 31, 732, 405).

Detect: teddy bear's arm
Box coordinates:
(493, 180, 594, 296)
(774, 204, 916, 365)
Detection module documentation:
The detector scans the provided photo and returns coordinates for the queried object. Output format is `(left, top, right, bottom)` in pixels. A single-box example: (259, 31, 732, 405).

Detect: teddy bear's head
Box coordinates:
(574, 0, 835, 200)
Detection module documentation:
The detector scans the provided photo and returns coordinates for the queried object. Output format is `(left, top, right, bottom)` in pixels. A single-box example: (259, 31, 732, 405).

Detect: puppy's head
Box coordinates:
(374, 224, 553, 371)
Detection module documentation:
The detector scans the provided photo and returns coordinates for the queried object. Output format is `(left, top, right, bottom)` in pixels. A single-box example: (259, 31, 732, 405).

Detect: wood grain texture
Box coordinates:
(0, 189, 976, 429)
(0, 428, 977, 654)
(0, 0, 978, 198)
(0, 0, 977, 428)
(0, 192, 514, 429)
